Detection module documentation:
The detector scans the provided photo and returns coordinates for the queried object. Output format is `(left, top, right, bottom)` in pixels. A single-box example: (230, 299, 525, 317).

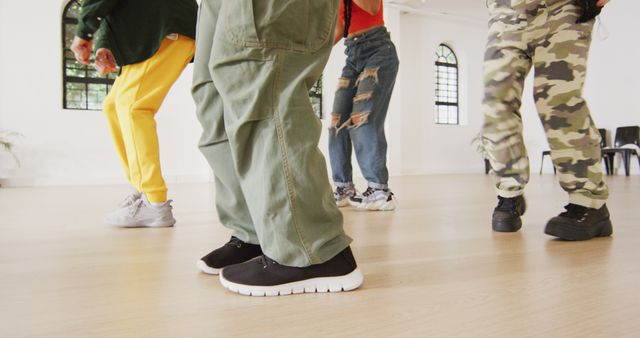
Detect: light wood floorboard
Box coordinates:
(0, 174, 639, 337)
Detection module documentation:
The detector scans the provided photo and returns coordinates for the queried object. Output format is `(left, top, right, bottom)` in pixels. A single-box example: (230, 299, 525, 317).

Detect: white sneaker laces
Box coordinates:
(118, 192, 141, 208)
(128, 199, 143, 217)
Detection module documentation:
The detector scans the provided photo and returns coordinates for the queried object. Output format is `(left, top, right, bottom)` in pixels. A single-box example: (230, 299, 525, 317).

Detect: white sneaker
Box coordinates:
(117, 190, 142, 208)
(349, 187, 396, 211)
(333, 184, 357, 207)
(105, 194, 176, 228)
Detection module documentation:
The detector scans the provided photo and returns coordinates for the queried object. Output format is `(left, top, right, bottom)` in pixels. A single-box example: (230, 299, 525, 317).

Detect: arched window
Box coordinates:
(434, 44, 459, 125)
(62, 0, 115, 110)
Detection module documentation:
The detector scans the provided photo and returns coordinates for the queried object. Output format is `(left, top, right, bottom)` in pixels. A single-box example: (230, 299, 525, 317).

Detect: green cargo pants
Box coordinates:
(191, 0, 351, 267)
(482, 0, 609, 208)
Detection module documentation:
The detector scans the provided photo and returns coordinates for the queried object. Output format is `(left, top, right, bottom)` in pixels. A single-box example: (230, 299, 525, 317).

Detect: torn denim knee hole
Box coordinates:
(349, 112, 370, 129)
(355, 67, 380, 86)
(331, 114, 341, 128)
(331, 113, 351, 134)
(337, 77, 351, 90)
(353, 91, 373, 104)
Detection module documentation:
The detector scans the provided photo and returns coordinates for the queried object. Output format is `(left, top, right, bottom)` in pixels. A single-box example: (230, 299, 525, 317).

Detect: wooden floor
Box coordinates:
(1, 174, 639, 337)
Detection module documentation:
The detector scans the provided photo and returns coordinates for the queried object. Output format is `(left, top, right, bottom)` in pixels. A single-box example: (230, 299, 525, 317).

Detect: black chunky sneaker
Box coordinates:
(219, 247, 363, 297)
(492, 195, 527, 232)
(196, 237, 263, 275)
(544, 204, 613, 241)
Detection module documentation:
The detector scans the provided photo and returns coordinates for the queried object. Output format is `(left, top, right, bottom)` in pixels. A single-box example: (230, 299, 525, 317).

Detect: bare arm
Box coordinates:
(353, 0, 381, 15)
(597, 0, 609, 6)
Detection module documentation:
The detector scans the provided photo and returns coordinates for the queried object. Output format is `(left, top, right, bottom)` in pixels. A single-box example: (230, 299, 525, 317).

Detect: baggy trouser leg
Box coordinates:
(482, 23, 533, 198)
(102, 78, 133, 185)
(208, 0, 352, 267)
(114, 37, 194, 203)
(532, 11, 608, 208)
(349, 51, 398, 188)
(192, 0, 258, 244)
(329, 76, 357, 186)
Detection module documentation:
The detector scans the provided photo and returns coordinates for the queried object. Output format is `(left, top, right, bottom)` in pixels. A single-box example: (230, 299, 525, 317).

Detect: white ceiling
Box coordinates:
(385, 0, 487, 21)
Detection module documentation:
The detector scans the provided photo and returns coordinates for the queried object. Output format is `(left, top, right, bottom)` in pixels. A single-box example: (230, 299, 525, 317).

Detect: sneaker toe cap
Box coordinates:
(196, 260, 220, 275)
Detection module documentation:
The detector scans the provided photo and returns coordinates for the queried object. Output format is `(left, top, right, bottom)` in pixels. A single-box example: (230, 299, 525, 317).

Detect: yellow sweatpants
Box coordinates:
(103, 35, 195, 203)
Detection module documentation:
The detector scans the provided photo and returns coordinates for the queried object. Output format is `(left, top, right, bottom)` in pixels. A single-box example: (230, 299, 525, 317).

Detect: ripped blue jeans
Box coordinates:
(328, 26, 399, 189)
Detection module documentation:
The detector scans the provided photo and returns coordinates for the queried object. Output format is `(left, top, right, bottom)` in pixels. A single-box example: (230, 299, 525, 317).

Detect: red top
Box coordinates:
(339, 0, 384, 36)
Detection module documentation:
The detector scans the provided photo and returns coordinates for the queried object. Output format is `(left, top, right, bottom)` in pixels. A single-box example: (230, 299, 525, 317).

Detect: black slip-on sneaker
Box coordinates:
(219, 247, 363, 296)
(492, 195, 527, 232)
(545, 204, 613, 241)
(196, 236, 263, 275)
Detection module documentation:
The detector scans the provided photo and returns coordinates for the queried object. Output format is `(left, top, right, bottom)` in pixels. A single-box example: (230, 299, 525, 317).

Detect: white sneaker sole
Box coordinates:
(105, 218, 176, 228)
(219, 268, 364, 297)
(353, 200, 396, 211)
(196, 260, 220, 275)
(348, 199, 361, 207)
(336, 198, 351, 208)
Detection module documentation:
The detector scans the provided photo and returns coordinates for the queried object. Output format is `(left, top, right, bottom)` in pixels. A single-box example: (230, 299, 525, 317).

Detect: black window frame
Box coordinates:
(434, 43, 459, 125)
(62, 0, 115, 111)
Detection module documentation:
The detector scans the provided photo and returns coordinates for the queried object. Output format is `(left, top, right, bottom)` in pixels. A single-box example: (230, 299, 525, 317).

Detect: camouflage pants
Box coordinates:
(482, 0, 608, 208)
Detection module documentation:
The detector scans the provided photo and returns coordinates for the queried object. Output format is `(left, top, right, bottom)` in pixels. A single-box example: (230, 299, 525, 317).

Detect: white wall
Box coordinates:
(0, 0, 638, 187)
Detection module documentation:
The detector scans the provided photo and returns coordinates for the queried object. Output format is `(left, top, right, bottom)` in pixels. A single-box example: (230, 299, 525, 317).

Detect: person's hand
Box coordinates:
(70, 36, 93, 65)
(94, 48, 117, 75)
(597, 0, 609, 7)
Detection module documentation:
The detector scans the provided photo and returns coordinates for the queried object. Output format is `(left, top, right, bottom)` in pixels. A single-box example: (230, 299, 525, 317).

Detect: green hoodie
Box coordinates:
(75, 0, 198, 66)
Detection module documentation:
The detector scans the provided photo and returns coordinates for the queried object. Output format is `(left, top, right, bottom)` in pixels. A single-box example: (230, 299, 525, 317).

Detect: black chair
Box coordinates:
(601, 126, 640, 176)
(540, 128, 609, 174)
(597, 128, 612, 175)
